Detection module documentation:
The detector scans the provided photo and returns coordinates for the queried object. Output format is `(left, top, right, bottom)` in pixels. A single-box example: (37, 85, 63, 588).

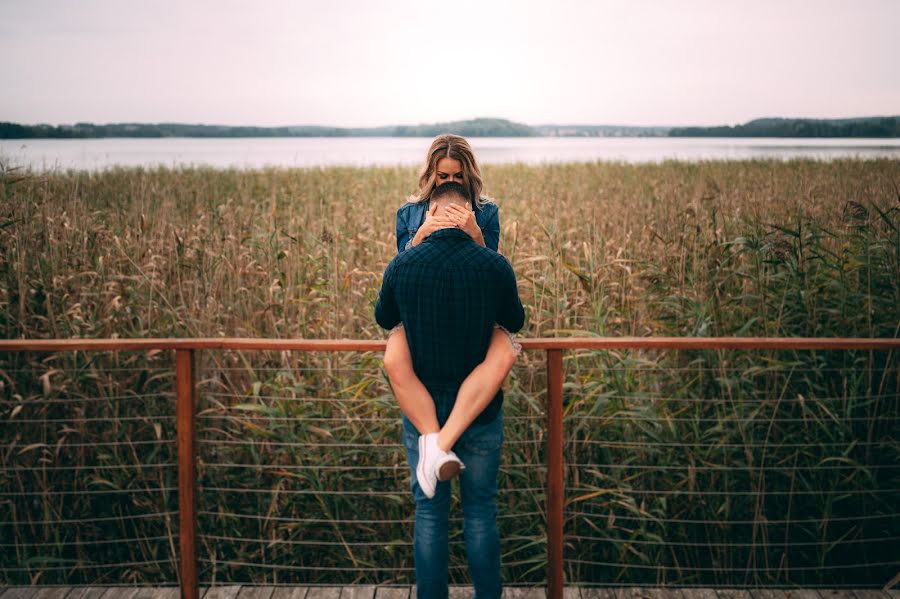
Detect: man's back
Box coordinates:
(375, 227, 525, 423)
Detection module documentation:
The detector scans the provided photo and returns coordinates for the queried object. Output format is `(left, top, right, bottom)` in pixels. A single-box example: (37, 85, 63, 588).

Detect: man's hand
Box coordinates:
(411, 203, 456, 247)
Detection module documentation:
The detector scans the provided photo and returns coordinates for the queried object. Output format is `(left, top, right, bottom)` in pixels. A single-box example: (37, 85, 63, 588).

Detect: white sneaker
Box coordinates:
(416, 433, 466, 499)
(436, 449, 465, 482)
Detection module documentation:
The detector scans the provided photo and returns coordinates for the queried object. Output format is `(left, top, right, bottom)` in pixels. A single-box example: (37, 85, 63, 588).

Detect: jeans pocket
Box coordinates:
(458, 416, 504, 456)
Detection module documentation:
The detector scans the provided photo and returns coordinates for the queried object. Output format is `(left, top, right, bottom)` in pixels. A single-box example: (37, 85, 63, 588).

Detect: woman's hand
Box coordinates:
(411, 203, 455, 247)
(443, 203, 485, 247)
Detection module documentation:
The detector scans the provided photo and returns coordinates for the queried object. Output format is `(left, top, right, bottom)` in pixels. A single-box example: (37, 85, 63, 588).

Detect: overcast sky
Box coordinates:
(2, 0, 898, 127)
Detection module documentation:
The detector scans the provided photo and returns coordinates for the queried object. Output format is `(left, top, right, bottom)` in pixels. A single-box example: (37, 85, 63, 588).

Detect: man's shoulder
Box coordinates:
(388, 240, 430, 268)
(465, 243, 515, 272)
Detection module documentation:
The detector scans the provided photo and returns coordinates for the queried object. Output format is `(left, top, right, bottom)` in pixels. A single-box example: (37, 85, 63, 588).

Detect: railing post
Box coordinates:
(176, 349, 199, 599)
(546, 349, 564, 599)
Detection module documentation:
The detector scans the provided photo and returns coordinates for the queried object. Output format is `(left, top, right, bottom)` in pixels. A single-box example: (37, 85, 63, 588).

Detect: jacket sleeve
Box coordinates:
(496, 259, 525, 333)
(374, 263, 401, 330)
(396, 206, 410, 254)
(481, 205, 500, 252)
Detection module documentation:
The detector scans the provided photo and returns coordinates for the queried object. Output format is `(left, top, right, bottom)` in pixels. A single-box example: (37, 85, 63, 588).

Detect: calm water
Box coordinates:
(2, 137, 899, 171)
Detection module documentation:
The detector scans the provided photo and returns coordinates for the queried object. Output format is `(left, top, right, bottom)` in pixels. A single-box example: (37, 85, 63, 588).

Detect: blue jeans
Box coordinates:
(402, 412, 504, 599)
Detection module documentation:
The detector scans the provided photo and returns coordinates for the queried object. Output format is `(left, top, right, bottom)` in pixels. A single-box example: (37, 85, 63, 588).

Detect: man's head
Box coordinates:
(430, 181, 471, 217)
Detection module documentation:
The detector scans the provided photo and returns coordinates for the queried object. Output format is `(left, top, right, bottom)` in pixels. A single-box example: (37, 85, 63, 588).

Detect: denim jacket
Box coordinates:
(395, 200, 500, 254)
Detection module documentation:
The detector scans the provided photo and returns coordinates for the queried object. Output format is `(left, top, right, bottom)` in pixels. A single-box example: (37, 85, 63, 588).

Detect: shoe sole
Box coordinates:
(437, 460, 461, 481)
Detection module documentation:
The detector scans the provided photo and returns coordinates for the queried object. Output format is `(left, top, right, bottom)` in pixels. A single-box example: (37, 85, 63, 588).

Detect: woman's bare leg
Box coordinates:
(384, 327, 440, 435)
(437, 328, 518, 452)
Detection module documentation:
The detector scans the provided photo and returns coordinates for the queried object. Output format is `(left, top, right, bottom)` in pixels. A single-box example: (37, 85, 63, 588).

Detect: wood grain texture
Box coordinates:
(684, 589, 718, 599)
(502, 588, 546, 599)
(203, 587, 241, 599)
(304, 589, 342, 599)
(716, 591, 753, 599)
(175, 349, 198, 599)
(546, 348, 564, 599)
(235, 589, 273, 599)
(271, 589, 308, 599)
(581, 589, 616, 599)
(448, 588, 472, 599)
(30, 589, 73, 599)
(338, 588, 374, 599)
(67, 589, 111, 599)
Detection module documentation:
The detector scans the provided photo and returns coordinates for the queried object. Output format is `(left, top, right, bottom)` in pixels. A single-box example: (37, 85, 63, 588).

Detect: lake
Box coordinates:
(2, 137, 899, 171)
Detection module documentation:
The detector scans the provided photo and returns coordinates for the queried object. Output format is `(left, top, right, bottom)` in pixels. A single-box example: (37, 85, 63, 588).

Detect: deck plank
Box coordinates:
(716, 591, 753, 599)
(750, 590, 789, 599)
(373, 589, 408, 599)
(819, 591, 860, 599)
(99, 589, 139, 599)
(236, 589, 274, 599)
(131, 589, 180, 599)
(854, 592, 891, 599)
(205, 586, 242, 599)
(339, 587, 374, 599)
(31, 589, 73, 599)
(0, 590, 40, 599)
(583, 589, 618, 599)
(564, 588, 583, 599)
(448, 587, 472, 599)
(617, 589, 681, 599)
(305, 589, 342, 599)
(784, 591, 822, 599)
(65, 589, 109, 599)
(271, 588, 307, 599)
(502, 588, 546, 599)
(683, 589, 719, 599)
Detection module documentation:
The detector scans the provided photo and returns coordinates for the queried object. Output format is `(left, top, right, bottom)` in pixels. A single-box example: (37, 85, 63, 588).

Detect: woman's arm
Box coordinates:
(396, 205, 410, 253)
(481, 206, 500, 252)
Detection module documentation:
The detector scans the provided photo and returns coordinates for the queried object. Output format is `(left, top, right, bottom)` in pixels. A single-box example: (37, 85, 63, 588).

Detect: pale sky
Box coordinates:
(2, 0, 898, 127)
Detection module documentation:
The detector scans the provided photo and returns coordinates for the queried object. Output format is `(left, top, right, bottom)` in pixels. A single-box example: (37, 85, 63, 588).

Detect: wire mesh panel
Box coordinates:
(561, 347, 900, 587)
(2, 340, 898, 589)
(192, 348, 550, 586)
(0, 350, 179, 585)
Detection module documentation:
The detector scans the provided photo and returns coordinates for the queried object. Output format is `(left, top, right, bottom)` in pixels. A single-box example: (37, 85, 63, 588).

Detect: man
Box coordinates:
(375, 181, 525, 599)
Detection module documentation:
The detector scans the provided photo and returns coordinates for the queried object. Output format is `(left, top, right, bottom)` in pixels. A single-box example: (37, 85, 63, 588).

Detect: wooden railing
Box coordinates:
(2, 336, 899, 599)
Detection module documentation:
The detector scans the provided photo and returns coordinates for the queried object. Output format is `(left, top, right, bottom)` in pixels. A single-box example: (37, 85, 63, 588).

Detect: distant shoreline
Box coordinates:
(2, 116, 899, 139)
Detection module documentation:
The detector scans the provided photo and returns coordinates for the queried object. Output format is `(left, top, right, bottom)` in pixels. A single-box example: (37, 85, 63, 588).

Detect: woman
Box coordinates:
(385, 134, 520, 484)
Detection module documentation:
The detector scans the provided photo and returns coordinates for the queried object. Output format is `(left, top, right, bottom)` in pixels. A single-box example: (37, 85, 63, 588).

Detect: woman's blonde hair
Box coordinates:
(411, 134, 492, 208)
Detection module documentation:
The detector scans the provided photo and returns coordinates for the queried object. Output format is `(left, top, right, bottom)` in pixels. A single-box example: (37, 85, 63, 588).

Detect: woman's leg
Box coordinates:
(437, 328, 518, 452)
(384, 326, 440, 435)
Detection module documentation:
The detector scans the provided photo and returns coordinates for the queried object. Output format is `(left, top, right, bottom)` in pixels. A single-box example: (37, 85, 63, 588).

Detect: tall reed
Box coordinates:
(1, 159, 898, 586)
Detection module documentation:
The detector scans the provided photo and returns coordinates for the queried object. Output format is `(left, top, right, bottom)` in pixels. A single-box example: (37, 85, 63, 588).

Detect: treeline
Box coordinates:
(4, 116, 899, 139)
(670, 116, 900, 137)
(0, 118, 536, 139)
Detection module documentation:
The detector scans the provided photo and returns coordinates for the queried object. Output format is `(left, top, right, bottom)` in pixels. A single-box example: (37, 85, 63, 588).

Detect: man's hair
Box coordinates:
(430, 181, 471, 206)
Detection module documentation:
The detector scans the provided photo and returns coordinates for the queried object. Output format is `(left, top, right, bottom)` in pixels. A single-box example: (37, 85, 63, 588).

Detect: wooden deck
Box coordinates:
(0, 587, 897, 599)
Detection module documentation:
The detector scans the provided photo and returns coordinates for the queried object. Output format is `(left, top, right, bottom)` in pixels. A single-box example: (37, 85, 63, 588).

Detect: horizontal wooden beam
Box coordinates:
(0, 336, 898, 353)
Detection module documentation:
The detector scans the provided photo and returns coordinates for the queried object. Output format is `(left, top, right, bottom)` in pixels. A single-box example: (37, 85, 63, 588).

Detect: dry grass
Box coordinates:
(1, 159, 898, 586)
